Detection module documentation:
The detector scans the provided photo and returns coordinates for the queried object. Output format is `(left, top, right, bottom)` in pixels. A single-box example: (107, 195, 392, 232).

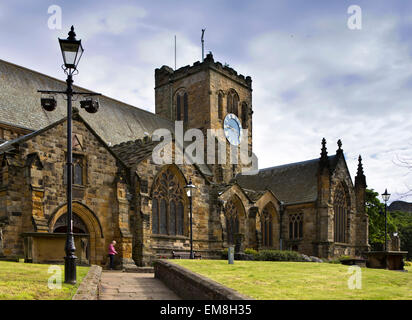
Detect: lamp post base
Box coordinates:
(64, 255, 77, 284)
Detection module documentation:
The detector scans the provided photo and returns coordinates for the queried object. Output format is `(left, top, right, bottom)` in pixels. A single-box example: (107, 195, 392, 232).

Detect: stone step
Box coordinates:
(123, 267, 154, 273)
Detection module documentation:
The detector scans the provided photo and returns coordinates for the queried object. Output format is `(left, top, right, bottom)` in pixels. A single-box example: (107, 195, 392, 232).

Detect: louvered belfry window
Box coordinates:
(218, 92, 223, 120)
(241, 102, 248, 127)
(175, 92, 188, 123)
(227, 90, 239, 116)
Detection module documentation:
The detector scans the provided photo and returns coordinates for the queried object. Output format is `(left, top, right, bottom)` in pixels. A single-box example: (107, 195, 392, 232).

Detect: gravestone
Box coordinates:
(228, 246, 234, 264)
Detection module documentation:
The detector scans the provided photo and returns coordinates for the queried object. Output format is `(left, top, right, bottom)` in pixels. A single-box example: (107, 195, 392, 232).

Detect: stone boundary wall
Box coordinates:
(154, 260, 251, 300)
(72, 265, 102, 300)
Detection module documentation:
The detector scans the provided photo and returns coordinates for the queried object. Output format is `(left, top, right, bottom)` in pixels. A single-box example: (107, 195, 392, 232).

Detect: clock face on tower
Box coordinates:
(223, 113, 243, 146)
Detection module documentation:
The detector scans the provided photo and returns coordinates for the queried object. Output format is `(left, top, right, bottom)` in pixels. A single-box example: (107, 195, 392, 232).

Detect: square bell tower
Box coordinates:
(154, 53, 253, 183)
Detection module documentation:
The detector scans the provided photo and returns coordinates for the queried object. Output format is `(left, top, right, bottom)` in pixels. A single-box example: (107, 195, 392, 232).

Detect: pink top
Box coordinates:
(108, 243, 117, 255)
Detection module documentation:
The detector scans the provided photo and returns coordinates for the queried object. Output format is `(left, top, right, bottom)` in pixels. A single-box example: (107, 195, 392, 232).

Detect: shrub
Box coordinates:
(404, 260, 412, 267)
(244, 248, 258, 256)
(255, 250, 304, 262)
(221, 248, 228, 259)
(338, 255, 352, 262)
(328, 255, 354, 264)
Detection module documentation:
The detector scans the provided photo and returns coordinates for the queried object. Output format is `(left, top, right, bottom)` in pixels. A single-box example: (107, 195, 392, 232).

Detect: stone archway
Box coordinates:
(49, 202, 104, 265)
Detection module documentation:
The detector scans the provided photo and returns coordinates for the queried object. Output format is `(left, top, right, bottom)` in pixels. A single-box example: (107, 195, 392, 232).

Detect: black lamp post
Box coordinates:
(381, 188, 391, 252)
(38, 26, 100, 284)
(184, 179, 196, 259)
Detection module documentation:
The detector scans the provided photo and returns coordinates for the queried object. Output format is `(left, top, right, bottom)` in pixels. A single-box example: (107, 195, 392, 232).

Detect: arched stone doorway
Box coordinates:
(52, 213, 90, 264)
(53, 213, 88, 234)
(49, 202, 104, 265)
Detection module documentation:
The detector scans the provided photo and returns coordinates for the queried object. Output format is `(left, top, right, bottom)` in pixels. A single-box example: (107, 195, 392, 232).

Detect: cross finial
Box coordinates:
(337, 139, 342, 150)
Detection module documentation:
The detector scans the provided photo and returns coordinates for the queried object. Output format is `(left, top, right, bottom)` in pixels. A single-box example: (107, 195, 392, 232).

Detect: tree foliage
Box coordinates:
(366, 189, 396, 246)
(366, 189, 412, 259)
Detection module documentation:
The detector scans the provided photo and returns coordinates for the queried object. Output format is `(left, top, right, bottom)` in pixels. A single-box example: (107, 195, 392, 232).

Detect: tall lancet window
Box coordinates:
(334, 183, 349, 243)
(241, 102, 248, 127)
(183, 93, 188, 123)
(218, 92, 223, 120)
(261, 207, 273, 247)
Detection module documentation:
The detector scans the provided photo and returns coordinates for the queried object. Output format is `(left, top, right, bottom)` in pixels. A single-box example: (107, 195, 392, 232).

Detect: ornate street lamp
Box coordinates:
(38, 26, 100, 284)
(59, 26, 84, 70)
(184, 179, 196, 259)
(381, 189, 391, 252)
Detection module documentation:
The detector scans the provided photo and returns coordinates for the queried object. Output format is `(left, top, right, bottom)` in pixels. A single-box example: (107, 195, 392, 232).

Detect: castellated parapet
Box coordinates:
(155, 53, 252, 90)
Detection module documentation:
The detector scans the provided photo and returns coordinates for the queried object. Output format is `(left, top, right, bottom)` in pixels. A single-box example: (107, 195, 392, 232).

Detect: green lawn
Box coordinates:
(0, 261, 89, 300)
(172, 260, 412, 300)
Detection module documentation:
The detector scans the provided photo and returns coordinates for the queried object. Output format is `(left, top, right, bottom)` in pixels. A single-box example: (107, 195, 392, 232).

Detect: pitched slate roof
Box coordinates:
(0, 59, 174, 145)
(111, 137, 213, 177)
(235, 155, 338, 205)
(111, 138, 160, 167)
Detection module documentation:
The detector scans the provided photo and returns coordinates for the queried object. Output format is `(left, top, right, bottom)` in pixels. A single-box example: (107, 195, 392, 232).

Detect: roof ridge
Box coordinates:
(259, 155, 337, 172)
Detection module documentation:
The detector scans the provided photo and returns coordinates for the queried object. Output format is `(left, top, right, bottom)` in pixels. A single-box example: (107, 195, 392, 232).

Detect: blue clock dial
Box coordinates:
(223, 113, 242, 145)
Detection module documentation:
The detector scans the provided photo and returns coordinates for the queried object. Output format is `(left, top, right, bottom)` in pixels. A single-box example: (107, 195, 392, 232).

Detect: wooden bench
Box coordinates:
(172, 251, 202, 259)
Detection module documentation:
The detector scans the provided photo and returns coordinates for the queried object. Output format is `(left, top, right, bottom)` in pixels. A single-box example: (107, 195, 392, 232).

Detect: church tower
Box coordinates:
(154, 53, 253, 183)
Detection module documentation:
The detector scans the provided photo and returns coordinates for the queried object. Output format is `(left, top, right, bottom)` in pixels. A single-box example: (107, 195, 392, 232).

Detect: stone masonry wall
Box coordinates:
(0, 117, 131, 265)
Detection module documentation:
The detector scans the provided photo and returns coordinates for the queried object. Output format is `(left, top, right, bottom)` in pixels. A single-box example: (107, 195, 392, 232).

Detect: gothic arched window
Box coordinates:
(261, 207, 273, 247)
(152, 168, 186, 236)
(334, 183, 349, 243)
(226, 90, 239, 116)
(225, 199, 240, 244)
(289, 213, 303, 240)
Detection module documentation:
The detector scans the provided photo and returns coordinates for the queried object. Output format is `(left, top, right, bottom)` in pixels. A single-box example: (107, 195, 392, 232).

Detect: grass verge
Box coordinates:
(0, 261, 89, 300)
(172, 260, 412, 300)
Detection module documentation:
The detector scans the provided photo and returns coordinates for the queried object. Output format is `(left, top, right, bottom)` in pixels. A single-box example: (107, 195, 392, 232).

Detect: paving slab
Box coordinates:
(98, 272, 180, 300)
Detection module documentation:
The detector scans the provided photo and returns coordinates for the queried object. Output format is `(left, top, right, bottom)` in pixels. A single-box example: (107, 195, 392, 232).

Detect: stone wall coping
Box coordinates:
(367, 251, 408, 255)
(72, 265, 102, 300)
(154, 259, 252, 300)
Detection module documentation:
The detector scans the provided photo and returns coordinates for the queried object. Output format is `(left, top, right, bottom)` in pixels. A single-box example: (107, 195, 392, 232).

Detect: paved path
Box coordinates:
(98, 271, 181, 300)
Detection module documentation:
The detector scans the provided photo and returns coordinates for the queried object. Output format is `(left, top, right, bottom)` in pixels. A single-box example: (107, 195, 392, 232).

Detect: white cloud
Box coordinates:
(75, 5, 147, 39)
(238, 15, 412, 201)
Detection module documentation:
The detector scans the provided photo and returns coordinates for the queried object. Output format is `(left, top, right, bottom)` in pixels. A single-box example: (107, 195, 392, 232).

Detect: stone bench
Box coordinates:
(340, 258, 367, 268)
(172, 251, 202, 259)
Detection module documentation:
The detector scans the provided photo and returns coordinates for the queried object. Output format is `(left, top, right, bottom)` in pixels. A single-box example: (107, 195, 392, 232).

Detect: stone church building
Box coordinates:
(0, 53, 369, 267)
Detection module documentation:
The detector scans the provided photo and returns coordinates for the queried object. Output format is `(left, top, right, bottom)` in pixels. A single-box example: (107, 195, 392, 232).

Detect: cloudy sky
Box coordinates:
(0, 0, 411, 203)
